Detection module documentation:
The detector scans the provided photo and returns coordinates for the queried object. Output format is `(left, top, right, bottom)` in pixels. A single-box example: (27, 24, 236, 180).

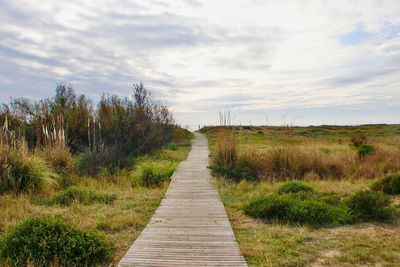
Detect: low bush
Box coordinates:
(211, 161, 258, 182)
(53, 186, 116, 206)
(243, 194, 349, 225)
(345, 190, 393, 221)
(278, 181, 314, 194)
(0, 216, 113, 266)
(372, 174, 400, 195)
(129, 159, 177, 187)
(357, 144, 375, 159)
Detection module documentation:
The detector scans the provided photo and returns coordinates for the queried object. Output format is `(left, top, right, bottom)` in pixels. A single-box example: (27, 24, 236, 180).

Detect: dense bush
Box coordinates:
(372, 174, 400, 195)
(243, 194, 349, 225)
(278, 181, 314, 195)
(53, 186, 116, 206)
(0, 216, 113, 266)
(345, 190, 393, 221)
(244, 187, 394, 225)
(357, 144, 375, 159)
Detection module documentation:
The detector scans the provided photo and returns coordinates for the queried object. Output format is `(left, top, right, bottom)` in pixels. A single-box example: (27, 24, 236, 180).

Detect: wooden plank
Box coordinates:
(117, 133, 247, 266)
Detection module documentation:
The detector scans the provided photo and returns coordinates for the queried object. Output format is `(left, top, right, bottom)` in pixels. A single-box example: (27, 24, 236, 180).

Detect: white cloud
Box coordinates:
(0, 0, 400, 127)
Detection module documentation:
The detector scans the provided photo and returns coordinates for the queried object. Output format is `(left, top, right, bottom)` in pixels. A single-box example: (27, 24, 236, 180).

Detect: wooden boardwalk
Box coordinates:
(118, 133, 247, 266)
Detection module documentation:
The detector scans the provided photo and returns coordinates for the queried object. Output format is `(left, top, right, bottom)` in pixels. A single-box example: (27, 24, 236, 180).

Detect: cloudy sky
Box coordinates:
(1, 0, 400, 128)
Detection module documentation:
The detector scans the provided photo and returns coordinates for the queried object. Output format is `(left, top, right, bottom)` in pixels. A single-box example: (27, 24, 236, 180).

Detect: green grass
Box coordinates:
(216, 178, 400, 266)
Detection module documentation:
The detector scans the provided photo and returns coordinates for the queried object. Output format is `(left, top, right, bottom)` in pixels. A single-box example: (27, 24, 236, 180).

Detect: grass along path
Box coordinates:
(0, 140, 192, 266)
(202, 125, 400, 266)
(216, 178, 400, 266)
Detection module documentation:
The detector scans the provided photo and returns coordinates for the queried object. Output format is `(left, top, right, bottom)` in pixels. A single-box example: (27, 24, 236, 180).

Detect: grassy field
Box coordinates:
(202, 125, 400, 266)
(0, 138, 192, 266)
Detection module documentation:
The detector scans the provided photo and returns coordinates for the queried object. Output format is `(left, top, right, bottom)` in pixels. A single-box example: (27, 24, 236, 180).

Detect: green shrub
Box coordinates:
(211, 162, 257, 182)
(53, 186, 116, 206)
(278, 180, 314, 195)
(372, 174, 400, 195)
(129, 159, 177, 187)
(243, 194, 348, 225)
(0, 216, 113, 266)
(141, 161, 176, 187)
(345, 190, 393, 221)
(357, 144, 375, 159)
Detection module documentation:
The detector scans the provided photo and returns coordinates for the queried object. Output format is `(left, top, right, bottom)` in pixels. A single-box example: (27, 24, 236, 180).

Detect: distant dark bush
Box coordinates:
(53, 186, 116, 206)
(372, 174, 400, 195)
(243, 194, 349, 225)
(0, 216, 113, 266)
(278, 181, 314, 195)
(345, 190, 393, 221)
(357, 144, 375, 159)
(75, 148, 102, 176)
(351, 133, 367, 148)
(211, 161, 258, 182)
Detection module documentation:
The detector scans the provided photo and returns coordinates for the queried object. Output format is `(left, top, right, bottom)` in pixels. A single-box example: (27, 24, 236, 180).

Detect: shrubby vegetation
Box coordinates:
(0, 216, 113, 266)
(0, 82, 182, 193)
(206, 125, 400, 265)
(0, 83, 193, 265)
(277, 180, 314, 194)
(244, 181, 394, 226)
(372, 173, 400, 195)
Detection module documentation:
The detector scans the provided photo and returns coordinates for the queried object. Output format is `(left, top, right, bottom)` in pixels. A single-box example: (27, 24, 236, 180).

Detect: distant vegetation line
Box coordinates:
(0, 83, 193, 266)
(0, 83, 188, 180)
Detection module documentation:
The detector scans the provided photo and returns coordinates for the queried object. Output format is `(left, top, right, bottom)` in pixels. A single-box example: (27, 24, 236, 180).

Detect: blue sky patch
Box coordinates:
(340, 24, 375, 45)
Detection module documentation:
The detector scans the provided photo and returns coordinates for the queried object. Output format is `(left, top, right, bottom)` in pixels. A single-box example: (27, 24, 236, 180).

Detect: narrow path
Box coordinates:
(118, 133, 247, 266)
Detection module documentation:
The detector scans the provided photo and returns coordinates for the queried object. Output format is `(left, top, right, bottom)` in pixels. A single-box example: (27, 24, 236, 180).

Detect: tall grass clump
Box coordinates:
(211, 129, 261, 181)
(0, 136, 56, 194)
(0, 216, 113, 266)
(210, 128, 343, 181)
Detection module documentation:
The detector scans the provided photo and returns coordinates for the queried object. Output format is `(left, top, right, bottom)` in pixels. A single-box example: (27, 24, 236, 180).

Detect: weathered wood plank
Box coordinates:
(117, 133, 247, 266)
